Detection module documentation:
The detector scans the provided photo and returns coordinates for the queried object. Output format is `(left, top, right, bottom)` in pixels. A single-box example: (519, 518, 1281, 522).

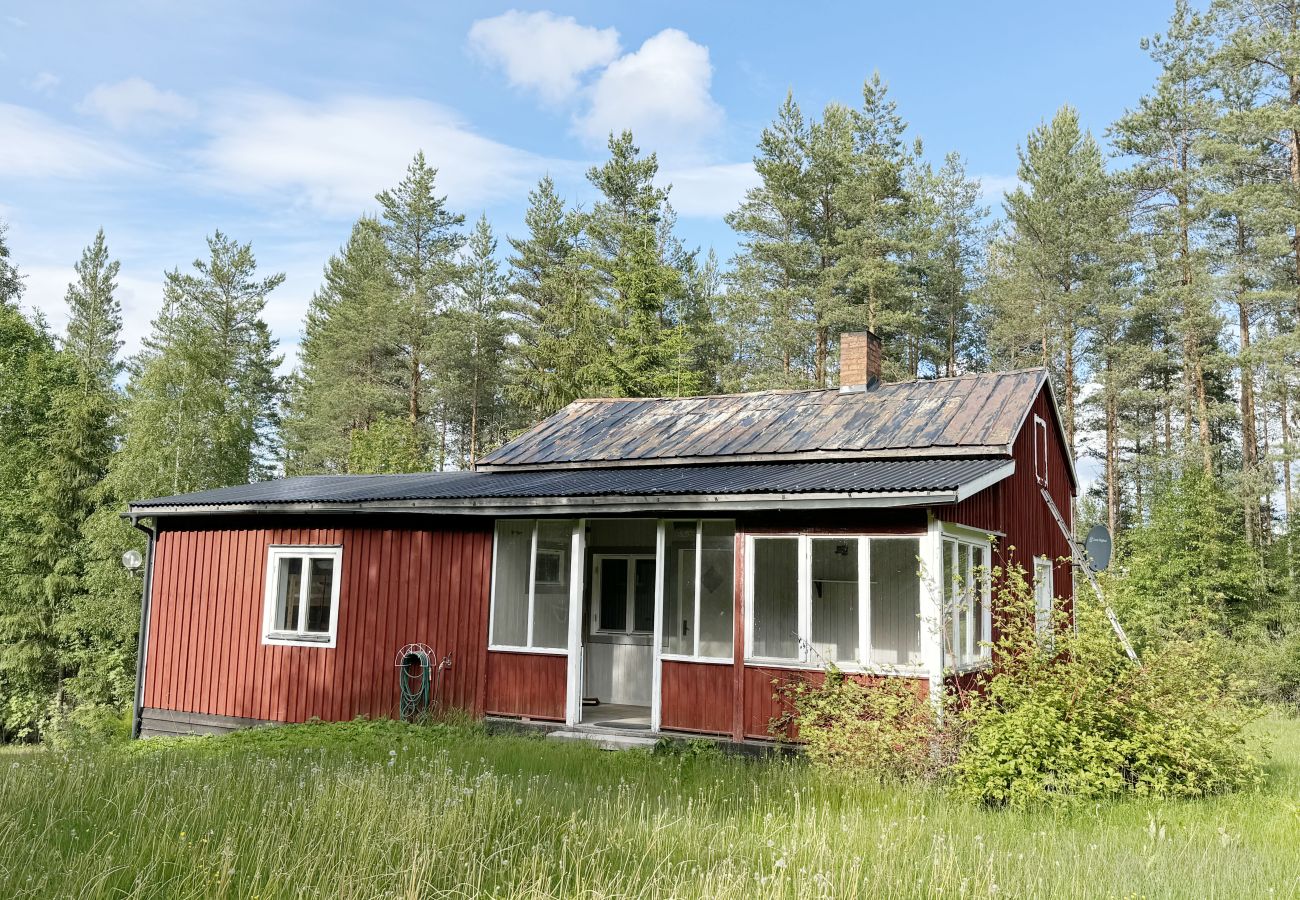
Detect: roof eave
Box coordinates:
(127, 489, 969, 519)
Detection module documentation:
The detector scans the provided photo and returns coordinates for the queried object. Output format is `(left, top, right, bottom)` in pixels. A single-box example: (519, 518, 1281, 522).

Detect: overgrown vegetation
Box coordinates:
(781, 563, 1267, 807)
(0, 718, 1297, 898)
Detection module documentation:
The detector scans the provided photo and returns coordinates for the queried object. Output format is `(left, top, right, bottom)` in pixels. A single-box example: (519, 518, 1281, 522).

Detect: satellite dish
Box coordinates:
(122, 549, 143, 571)
(1084, 525, 1112, 572)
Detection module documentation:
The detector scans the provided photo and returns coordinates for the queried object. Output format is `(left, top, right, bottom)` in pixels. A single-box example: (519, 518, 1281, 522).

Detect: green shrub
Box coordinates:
(952, 564, 1268, 807)
(776, 667, 949, 781)
(45, 703, 130, 751)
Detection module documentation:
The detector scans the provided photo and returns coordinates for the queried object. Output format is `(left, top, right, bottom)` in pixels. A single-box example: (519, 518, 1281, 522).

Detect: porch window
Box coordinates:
(490, 519, 575, 651)
(262, 546, 342, 647)
(943, 535, 992, 668)
(1034, 556, 1054, 643)
(746, 535, 923, 669)
(662, 520, 735, 659)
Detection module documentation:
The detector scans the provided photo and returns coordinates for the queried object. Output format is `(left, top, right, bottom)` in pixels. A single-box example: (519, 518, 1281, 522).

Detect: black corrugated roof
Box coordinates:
(130, 458, 1010, 510)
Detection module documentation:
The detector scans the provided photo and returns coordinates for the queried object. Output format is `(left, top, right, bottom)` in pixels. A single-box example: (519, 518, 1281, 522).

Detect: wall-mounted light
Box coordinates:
(122, 549, 143, 572)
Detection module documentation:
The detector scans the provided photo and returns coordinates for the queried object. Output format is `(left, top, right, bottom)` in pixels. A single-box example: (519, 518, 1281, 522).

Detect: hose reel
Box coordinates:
(394, 643, 452, 720)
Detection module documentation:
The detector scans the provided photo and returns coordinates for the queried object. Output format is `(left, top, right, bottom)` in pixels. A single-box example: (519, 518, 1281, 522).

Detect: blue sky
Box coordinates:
(1, 1, 1164, 367)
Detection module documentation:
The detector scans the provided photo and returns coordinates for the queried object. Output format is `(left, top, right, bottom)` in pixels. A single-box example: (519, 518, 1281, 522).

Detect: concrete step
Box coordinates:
(547, 729, 660, 751)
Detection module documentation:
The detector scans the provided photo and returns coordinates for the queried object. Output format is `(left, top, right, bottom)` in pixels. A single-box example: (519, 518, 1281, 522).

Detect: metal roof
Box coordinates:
(129, 457, 1013, 515)
(476, 369, 1048, 470)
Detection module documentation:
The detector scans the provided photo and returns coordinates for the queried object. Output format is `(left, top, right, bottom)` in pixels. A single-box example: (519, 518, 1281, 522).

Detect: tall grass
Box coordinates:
(1, 717, 1297, 898)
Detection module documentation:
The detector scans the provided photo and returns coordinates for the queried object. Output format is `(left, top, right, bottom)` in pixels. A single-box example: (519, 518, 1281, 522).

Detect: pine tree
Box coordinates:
(375, 152, 466, 466)
(910, 153, 991, 377)
(987, 106, 1126, 454)
(283, 217, 406, 475)
(724, 92, 820, 388)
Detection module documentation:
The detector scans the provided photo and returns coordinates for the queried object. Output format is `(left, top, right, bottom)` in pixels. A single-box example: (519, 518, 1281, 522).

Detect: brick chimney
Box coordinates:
(839, 331, 882, 391)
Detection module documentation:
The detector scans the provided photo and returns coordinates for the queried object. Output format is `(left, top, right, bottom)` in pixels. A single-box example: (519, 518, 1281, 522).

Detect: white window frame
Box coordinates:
(1034, 414, 1049, 486)
(262, 545, 343, 648)
(659, 519, 737, 665)
(591, 553, 656, 635)
(941, 528, 993, 672)
(534, 547, 566, 586)
(1034, 556, 1054, 643)
(743, 533, 926, 675)
(488, 519, 574, 655)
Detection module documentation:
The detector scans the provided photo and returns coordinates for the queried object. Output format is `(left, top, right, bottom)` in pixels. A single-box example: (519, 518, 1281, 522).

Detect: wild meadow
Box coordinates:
(0, 717, 1297, 899)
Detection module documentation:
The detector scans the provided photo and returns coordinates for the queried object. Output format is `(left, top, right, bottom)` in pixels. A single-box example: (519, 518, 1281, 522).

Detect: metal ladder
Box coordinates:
(1039, 484, 1139, 663)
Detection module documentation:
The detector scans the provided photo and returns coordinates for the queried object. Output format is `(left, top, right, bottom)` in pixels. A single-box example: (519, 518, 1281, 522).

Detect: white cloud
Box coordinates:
(577, 29, 722, 152)
(0, 103, 139, 178)
(661, 161, 757, 218)
(468, 10, 620, 103)
(196, 92, 565, 218)
(78, 77, 196, 131)
(25, 71, 60, 94)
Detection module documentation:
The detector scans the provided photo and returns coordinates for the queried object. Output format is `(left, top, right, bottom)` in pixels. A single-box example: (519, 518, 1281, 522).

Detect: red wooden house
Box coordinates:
(127, 332, 1076, 741)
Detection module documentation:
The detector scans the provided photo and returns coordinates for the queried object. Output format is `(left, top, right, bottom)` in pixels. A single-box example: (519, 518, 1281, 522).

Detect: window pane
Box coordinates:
(869, 538, 921, 666)
(491, 521, 532, 646)
(942, 539, 956, 661)
(275, 557, 302, 631)
(697, 522, 734, 657)
(305, 558, 334, 633)
(973, 545, 987, 654)
(1035, 559, 1053, 638)
(752, 537, 799, 660)
(662, 521, 697, 654)
(810, 537, 859, 663)
(598, 558, 628, 632)
(633, 558, 656, 632)
(532, 520, 573, 649)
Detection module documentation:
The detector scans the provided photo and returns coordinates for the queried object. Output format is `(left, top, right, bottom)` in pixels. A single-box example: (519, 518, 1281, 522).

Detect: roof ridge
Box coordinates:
(566, 367, 1048, 404)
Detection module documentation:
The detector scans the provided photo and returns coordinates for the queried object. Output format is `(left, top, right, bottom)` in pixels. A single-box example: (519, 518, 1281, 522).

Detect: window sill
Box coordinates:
(744, 658, 929, 677)
(263, 632, 335, 647)
(659, 654, 734, 666)
(488, 645, 568, 656)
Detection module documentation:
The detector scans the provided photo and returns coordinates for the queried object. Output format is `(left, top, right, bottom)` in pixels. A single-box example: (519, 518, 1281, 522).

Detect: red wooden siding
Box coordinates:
(946, 385, 1075, 606)
(483, 652, 566, 721)
(660, 661, 732, 734)
(740, 666, 927, 740)
(143, 519, 493, 723)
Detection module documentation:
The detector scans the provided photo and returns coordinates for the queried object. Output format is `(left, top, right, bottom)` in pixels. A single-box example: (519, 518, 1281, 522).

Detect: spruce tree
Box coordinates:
(585, 132, 704, 397)
(439, 215, 511, 465)
(283, 217, 406, 475)
(110, 231, 284, 501)
(506, 176, 607, 419)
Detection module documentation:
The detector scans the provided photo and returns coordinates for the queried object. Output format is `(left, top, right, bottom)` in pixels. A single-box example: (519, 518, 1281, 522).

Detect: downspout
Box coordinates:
(127, 514, 157, 739)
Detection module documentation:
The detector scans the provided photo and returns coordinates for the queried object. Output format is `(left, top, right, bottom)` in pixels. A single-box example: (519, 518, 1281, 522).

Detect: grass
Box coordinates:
(0, 718, 1297, 899)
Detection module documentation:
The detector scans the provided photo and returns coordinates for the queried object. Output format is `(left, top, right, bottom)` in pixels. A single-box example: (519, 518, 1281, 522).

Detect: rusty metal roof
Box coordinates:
(129, 458, 1013, 515)
(477, 369, 1049, 471)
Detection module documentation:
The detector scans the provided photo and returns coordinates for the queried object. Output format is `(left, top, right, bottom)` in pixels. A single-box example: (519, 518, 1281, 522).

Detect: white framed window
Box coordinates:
(942, 532, 992, 669)
(1034, 556, 1054, 643)
(661, 520, 735, 661)
(1034, 414, 1049, 485)
(744, 534, 922, 671)
(262, 545, 343, 647)
(490, 519, 575, 652)
(592, 554, 656, 634)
